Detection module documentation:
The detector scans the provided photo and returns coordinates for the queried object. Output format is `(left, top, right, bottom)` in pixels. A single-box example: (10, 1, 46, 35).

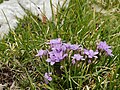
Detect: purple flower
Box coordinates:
(71, 54, 85, 64)
(88, 59, 91, 63)
(72, 59, 76, 64)
(97, 41, 111, 50)
(48, 38, 68, 52)
(48, 38, 62, 48)
(35, 49, 47, 58)
(44, 72, 52, 84)
(84, 49, 98, 58)
(63, 43, 71, 49)
(97, 41, 113, 56)
(49, 38, 61, 44)
(106, 49, 114, 56)
(46, 58, 56, 65)
(63, 43, 80, 50)
(51, 43, 67, 52)
(72, 54, 84, 61)
(46, 50, 68, 65)
(70, 44, 80, 50)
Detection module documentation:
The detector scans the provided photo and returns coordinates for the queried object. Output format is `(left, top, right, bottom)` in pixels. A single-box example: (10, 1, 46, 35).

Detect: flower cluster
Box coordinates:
(97, 41, 114, 56)
(44, 72, 52, 84)
(36, 38, 113, 83)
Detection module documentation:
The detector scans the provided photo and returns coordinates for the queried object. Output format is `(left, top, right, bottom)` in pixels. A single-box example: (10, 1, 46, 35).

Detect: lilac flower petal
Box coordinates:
(49, 38, 62, 44)
(63, 43, 71, 49)
(51, 43, 67, 52)
(36, 49, 47, 58)
(48, 49, 67, 65)
(84, 49, 98, 59)
(35, 50, 44, 56)
(88, 60, 91, 63)
(84, 49, 89, 55)
(72, 59, 76, 64)
(44, 72, 52, 82)
(106, 49, 114, 56)
(54, 51, 63, 60)
(97, 41, 113, 56)
(48, 77, 52, 81)
(43, 50, 48, 55)
(97, 41, 111, 50)
(44, 73, 50, 81)
(61, 44, 67, 51)
(72, 54, 84, 61)
(70, 44, 80, 50)
(63, 54, 68, 58)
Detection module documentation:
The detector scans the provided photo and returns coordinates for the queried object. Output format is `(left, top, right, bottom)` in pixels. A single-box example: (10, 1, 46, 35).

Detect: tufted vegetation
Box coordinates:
(0, 0, 120, 89)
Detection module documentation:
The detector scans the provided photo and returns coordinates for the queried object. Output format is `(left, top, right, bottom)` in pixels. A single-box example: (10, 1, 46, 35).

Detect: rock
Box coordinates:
(0, 0, 70, 39)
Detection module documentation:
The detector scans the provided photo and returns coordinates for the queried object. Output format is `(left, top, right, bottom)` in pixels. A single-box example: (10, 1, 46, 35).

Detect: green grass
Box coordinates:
(0, 0, 120, 89)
